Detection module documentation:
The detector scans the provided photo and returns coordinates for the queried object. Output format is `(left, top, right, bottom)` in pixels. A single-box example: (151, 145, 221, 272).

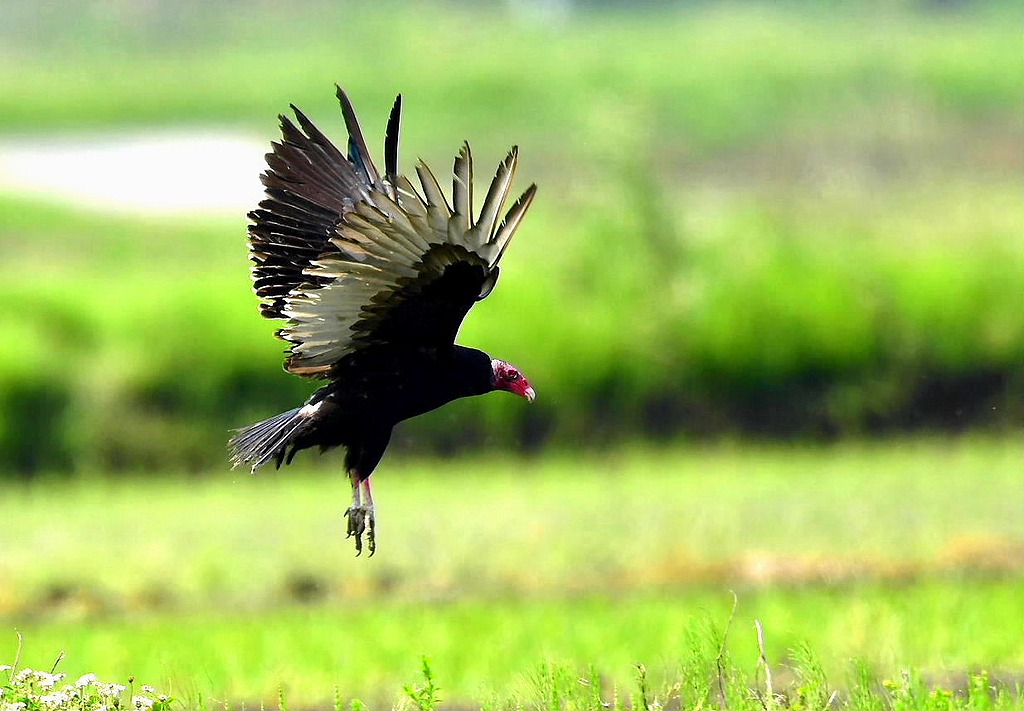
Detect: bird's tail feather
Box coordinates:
(229, 407, 307, 473)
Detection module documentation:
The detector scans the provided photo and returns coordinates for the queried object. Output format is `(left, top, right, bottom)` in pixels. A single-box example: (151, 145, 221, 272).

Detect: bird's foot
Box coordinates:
(345, 504, 375, 556)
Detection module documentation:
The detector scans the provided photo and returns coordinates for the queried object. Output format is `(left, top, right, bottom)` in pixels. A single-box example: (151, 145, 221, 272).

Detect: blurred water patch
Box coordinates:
(0, 130, 266, 213)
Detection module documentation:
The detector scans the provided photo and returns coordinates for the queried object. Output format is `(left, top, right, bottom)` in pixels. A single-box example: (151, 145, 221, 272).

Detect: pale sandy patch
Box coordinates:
(0, 129, 269, 214)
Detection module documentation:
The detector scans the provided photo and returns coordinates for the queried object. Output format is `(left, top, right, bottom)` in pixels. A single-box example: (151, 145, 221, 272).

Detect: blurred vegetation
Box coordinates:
(3, 439, 1019, 610)
(0, 2, 1020, 472)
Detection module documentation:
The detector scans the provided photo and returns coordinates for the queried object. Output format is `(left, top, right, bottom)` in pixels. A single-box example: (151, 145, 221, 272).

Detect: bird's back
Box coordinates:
(319, 345, 494, 432)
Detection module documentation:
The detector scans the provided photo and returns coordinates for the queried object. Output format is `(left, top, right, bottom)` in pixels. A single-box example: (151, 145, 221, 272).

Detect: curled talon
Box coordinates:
(346, 505, 370, 555)
(366, 511, 375, 557)
(345, 484, 375, 557)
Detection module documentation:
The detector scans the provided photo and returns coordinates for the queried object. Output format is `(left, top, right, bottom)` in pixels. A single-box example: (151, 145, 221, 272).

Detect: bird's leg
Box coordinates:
(361, 476, 375, 556)
(344, 470, 375, 556)
(344, 470, 364, 553)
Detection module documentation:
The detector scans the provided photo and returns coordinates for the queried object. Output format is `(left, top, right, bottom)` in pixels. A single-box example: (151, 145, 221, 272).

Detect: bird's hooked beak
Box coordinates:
(504, 377, 536, 403)
(491, 358, 536, 402)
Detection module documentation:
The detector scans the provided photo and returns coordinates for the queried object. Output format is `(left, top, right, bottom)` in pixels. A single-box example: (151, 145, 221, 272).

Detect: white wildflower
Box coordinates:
(77, 673, 99, 689)
(0, 665, 13, 671)
(40, 691, 70, 707)
(4, 702, 28, 711)
(133, 695, 154, 710)
(34, 671, 65, 690)
(140, 686, 156, 694)
(97, 683, 127, 696)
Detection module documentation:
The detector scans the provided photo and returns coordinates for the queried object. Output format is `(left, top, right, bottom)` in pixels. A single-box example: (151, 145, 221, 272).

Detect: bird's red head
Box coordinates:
(491, 359, 536, 402)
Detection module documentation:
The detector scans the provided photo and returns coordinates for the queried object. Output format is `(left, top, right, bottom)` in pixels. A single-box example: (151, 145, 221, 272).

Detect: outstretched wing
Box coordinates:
(246, 88, 536, 377)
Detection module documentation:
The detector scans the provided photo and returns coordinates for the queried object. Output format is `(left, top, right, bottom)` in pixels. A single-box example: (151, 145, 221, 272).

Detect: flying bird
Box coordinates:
(229, 86, 537, 555)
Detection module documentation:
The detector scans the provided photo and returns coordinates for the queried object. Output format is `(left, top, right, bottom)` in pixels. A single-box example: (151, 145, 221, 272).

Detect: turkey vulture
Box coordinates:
(229, 86, 537, 555)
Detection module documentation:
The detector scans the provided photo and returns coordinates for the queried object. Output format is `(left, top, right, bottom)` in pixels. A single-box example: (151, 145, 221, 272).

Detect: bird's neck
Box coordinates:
(448, 346, 495, 398)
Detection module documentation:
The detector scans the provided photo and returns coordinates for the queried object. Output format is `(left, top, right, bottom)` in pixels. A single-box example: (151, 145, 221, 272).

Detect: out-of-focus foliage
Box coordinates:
(0, 2, 1020, 472)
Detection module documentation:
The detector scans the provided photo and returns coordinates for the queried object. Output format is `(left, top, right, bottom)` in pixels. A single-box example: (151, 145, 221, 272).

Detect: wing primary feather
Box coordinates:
(476, 146, 518, 240)
(384, 94, 402, 198)
(289, 104, 348, 168)
(392, 174, 428, 219)
(335, 84, 381, 186)
(416, 161, 451, 211)
(491, 183, 537, 266)
(452, 142, 474, 231)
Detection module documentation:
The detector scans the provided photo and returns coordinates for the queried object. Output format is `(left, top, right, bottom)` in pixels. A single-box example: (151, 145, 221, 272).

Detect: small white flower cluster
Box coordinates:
(0, 665, 172, 711)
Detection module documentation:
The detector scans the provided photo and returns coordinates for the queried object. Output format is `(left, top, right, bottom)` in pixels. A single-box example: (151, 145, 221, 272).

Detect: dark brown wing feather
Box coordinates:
(247, 106, 369, 319)
(336, 85, 380, 186)
(383, 94, 402, 193)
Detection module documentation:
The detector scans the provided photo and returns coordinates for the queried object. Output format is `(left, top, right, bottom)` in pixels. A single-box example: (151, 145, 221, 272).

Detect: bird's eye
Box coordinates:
(508, 371, 520, 382)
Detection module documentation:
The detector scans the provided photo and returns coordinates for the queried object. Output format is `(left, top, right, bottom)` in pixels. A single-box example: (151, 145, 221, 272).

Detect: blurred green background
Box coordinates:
(1, 0, 1020, 474)
(0, 1, 1022, 707)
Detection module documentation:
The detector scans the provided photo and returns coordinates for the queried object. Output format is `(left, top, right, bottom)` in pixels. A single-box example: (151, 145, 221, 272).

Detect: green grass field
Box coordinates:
(2, 438, 1021, 707)
(6, 582, 1022, 709)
